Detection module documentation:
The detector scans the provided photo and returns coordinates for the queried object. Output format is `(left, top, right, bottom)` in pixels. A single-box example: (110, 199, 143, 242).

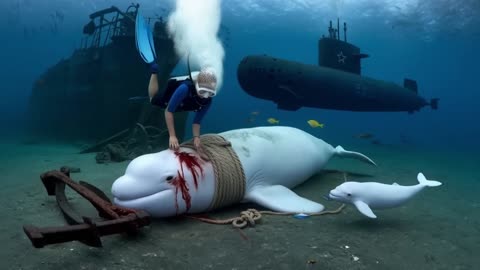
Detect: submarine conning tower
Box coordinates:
(318, 19, 369, 75)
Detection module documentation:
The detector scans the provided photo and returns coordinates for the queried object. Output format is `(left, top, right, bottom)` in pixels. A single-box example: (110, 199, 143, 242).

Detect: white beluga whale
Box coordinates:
(111, 126, 376, 217)
(328, 172, 442, 218)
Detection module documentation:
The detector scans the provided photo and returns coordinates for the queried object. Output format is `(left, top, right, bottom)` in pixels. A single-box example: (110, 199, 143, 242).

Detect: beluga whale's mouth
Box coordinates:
(111, 173, 169, 202)
(112, 187, 179, 218)
(113, 189, 174, 206)
(328, 190, 343, 200)
(113, 187, 171, 203)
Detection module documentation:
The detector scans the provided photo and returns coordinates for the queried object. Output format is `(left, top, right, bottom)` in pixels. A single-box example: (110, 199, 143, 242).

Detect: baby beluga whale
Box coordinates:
(328, 172, 442, 218)
(111, 126, 376, 217)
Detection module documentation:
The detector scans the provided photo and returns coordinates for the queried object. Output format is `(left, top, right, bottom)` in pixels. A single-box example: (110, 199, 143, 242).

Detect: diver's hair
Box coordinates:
(197, 67, 217, 90)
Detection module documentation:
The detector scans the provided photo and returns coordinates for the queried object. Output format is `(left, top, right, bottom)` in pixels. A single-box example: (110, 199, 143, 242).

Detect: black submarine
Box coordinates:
(237, 19, 438, 113)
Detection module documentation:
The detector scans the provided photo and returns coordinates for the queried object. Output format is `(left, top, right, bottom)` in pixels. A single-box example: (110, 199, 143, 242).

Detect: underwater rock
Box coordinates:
(95, 143, 130, 164)
(60, 166, 81, 173)
(95, 151, 111, 164)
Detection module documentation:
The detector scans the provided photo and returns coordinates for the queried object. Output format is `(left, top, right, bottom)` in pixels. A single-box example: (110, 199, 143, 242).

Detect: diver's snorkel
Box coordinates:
(187, 53, 193, 82)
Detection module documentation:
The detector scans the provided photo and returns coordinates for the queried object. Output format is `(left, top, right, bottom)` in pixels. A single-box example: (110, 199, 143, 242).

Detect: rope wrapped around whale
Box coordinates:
(180, 134, 246, 211)
(181, 135, 346, 229)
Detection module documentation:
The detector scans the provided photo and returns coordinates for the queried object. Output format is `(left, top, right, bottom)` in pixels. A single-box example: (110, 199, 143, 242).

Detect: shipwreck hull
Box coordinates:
(27, 5, 186, 141)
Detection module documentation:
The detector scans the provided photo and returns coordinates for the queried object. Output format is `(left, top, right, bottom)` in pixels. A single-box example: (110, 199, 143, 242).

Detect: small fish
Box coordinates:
(128, 96, 149, 101)
(307, 120, 324, 128)
(371, 139, 382, 145)
(293, 213, 310, 219)
(250, 111, 260, 116)
(246, 116, 255, 123)
(354, 133, 374, 139)
(267, 118, 279, 124)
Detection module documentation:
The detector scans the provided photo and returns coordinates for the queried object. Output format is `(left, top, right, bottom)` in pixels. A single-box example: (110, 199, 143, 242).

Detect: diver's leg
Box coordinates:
(148, 63, 159, 100)
(148, 73, 159, 100)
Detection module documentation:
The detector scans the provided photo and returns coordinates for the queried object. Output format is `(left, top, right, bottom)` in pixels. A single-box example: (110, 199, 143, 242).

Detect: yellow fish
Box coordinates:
(354, 133, 374, 139)
(307, 120, 324, 128)
(246, 116, 256, 123)
(267, 118, 280, 124)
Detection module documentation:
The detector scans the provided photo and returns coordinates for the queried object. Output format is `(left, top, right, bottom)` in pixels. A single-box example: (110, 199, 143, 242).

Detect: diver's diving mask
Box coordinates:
(195, 82, 216, 99)
(195, 68, 218, 98)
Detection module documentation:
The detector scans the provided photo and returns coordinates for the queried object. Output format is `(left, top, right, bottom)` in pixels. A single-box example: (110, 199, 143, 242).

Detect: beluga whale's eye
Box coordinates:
(347, 193, 352, 196)
(166, 176, 174, 182)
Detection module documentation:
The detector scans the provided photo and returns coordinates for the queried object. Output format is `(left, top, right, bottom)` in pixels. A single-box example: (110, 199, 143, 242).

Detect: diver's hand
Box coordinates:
(169, 136, 179, 150)
(193, 136, 201, 149)
(149, 62, 159, 74)
(194, 136, 207, 160)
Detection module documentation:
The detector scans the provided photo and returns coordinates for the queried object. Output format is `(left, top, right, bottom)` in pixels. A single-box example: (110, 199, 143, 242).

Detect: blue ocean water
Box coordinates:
(0, 1, 479, 269)
(1, 0, 479, 151)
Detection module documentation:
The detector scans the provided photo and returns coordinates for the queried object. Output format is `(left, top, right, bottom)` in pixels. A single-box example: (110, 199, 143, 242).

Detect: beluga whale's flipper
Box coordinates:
(245, 185, 325, 213)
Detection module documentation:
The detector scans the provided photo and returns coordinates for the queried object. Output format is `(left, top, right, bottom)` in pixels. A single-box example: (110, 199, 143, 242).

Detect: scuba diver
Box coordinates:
(148, 64, 217, 151)
(135, 12, 218, 151)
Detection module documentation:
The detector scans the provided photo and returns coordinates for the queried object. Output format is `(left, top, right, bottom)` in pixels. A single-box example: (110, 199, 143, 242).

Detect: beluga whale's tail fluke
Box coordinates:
(417, 172, 442, 187)
(334, 146, 377, 166)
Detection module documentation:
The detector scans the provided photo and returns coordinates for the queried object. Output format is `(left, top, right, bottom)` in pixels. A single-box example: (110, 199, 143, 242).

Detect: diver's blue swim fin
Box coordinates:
(147, 18, 157, 60)
(135, 11, 156, 64)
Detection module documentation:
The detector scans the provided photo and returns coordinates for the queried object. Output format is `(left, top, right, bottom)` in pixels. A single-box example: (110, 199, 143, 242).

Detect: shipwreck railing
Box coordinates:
(80, 3, 139, 49)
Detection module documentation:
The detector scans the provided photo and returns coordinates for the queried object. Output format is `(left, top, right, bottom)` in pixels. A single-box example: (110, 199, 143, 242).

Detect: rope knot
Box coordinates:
(180, 134, 246, 211)
(232, 209, 262, 228)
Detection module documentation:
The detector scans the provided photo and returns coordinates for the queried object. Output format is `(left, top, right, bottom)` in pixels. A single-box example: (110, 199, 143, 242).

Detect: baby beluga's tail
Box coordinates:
(334, 146, 377, 166)
(417, 172, 442, 187)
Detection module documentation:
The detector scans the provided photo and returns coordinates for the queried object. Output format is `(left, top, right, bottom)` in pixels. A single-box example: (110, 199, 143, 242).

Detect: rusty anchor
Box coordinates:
(23, 167, 151, 248)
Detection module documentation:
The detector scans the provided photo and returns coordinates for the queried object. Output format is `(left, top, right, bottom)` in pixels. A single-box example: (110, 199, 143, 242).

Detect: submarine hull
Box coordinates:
(237, 55, 435, 112)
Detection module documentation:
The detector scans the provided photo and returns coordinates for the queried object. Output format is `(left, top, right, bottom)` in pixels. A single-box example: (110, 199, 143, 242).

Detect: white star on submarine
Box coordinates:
(337, 51, 346, 64)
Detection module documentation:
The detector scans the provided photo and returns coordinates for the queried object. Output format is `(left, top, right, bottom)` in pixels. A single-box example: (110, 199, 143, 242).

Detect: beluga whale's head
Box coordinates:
(328, 182, 362, 204)
(111, 149, 214, 217)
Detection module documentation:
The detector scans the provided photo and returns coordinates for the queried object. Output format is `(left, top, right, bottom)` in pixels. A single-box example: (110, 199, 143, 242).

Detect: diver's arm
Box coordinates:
(164, 84, 189, 137)
(148, 74, 159, 100)
(192, 123, 201, 138)
(165, 110, 176, 137)
(192, 101, 212, 137)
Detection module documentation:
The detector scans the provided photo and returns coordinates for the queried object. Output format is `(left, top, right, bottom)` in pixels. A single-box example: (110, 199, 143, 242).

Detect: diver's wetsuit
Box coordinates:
(151, 81, 212, 124)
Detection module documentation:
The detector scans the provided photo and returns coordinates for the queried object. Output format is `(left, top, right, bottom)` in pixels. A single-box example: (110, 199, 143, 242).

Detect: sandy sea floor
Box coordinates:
(0, 136, 479, 270)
